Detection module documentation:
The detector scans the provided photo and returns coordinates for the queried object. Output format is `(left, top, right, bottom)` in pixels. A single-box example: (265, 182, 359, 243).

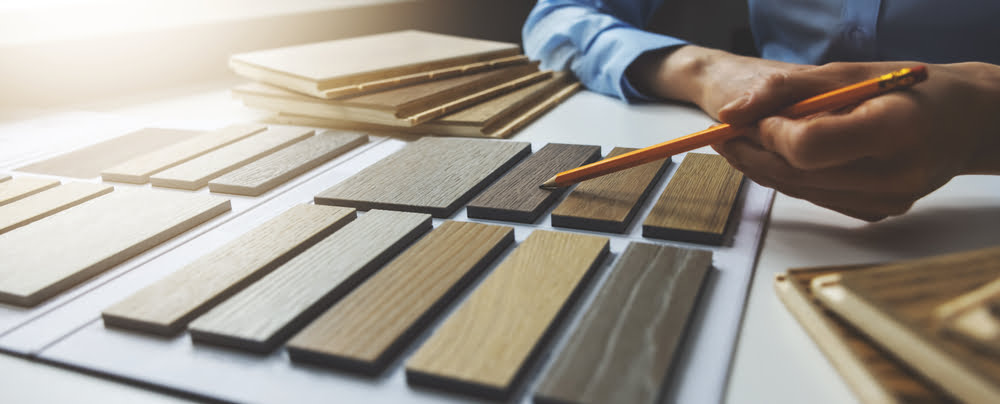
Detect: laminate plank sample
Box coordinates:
(0, 175, 10, 182)
(101, 123, 267, 184)
(466, 143, 601, 223)
(208, 132, 368, 196)
(0, 182, 113, 234)
(102, 204, 358, 336)
(188, 210, 432, 353)
(0, 176, 60, 206)
(406, 230, 610, 399)
(315, 137, 530, 217)
(535, 243, 711, 404)
(936, 277, 1000, 355)
(550, 147, 671, 233)
(286, 221, 514, 374)
(0, 189, 230, 306)
(150, 127, 313, 190)
(643, 153, 744, 245)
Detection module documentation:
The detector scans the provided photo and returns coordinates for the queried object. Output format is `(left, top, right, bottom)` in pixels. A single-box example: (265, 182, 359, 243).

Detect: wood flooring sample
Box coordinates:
(150, 127, 313, 190)
(0, 175, 10, 182)
(0, 182, 113, 234)
(208, 132, 368, 196)
(0, 189, 230, 306)
(643, 153, 744, 245)
(101, 123, 266, 184)
(102, 204, 358, 335)
(551, 147, 670, 233)
(535, 243, 711, 404)
(188, 210, 432, 353)
(287, 221, 514, 374)
(467, 143, 601, 223)
(0, 176, 60, 206)
(315, 137, 530, 217)
(406, 230, 609, 399)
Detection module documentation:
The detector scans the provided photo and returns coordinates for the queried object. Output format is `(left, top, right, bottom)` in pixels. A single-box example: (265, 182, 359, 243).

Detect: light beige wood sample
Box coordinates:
(188, 210, 432, 353)
(935, 276, 1000, 355)
(0, 176, 60, 206)
(0, 182, 113, 234)
(406, 230, 610, 399)
(286, 221, 515, 374)
(0, 175, 10, 182)
(102, 204, 358, 336)
(149, 127, 313, 190)
(101, 123, 267, 184)
(207, 132, 368, 196)
(0, 189, 230, 306)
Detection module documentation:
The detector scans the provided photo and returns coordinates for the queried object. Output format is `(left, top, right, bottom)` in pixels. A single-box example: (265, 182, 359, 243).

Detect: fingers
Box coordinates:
(717, 65, 856, 126)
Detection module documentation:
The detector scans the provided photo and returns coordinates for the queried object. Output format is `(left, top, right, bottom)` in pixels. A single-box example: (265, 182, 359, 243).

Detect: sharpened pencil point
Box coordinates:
(539, 176, 561, 190)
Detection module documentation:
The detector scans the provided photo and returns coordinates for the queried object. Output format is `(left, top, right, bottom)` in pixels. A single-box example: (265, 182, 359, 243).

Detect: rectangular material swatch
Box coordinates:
(0, 176, 60, 206)
(0, 182, 113, 234)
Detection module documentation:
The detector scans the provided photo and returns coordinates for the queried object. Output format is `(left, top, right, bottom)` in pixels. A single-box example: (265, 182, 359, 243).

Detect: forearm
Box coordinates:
(625, 45, 723, 105)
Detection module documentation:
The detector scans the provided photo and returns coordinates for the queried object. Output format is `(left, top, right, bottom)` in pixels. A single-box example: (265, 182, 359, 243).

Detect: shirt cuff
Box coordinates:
(586, 28, 687, 102)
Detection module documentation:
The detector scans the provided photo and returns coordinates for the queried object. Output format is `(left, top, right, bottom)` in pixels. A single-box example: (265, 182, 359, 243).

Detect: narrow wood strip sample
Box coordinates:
(0, 182, 113, 234)
(643, 153, 744, 245)
(287, 221, 514, 374)
(102, 204, 358, 336)
(0, 189, 230, 306)
(315, 137, 530, 217)
(101, 123, 267, 184)
(535, 243, 711, 404)
(208, 132, 368, 196)
(150, 127, 313, 190)
(936, 277, 1000, 355)
(406, 230, 610, 399)
(188, 210, 432, 353)
(0, 175, 10, 182)
(551, 147, 671, 233)
(467, 143, 601, 223)
(0, 176, 60, 206)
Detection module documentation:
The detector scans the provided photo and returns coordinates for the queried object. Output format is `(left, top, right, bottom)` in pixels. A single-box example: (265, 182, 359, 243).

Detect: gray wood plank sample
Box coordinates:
(0, 182, 113, 234)
(466, 143, 601, 223)
(314, 137, 530, 217)
(187, 210, 432, 353)
(534, 242, 712, 404)
(0, 176, 60, 206)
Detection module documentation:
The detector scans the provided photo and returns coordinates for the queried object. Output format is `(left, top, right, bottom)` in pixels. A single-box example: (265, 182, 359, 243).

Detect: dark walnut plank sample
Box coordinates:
(315, 137, 530, 217)
(550, 147, 671, 233)
(466, 143, 601, 223)
(0, 182, 113, 234)
(406, 230, 610, 400)
(0, 176, 60, 206)
(535, 243, 711, 404)
(286, 221, 514, 374)
(102, 205, 358, 336)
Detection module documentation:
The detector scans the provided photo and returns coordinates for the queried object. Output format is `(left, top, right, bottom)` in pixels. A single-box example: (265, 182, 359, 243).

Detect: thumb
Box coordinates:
(718, 69, 847, 126)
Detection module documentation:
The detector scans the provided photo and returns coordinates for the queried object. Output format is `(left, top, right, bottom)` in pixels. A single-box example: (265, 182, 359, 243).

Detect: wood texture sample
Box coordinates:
(208, 132, 368, 196)
(286, 221, 514, 374)
(935, 277, 1000, 355)
(0, 175, 9, 182)
(0, 176, 60, 206)
(535, 243, 711, 404)
(467, 143, 601, 223)
(551, 147, 671, 233)
(643, 153, 744, 245)
(0, 182, 113, 234)
(406, 230, 610, 399)
(0, 189, 230, 306)
(150, 127, 313, 190)
(102, 204, 358, 335)
(101, 123, 266, 184)
(315, 137, 530, 217)
(188, 210, 432, 353)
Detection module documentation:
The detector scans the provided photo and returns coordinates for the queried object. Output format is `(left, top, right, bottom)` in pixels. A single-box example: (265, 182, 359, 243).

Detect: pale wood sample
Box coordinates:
(188, 210, 432, 353)
(208, 132, 368, 196)
(935, 276, 1000, 355)
(467, 143, 601, 223)
(286, 221, 514, 374)
(0, 189, 230, 306)
(0, 176, 60, 206)
(0, 174, 10, 182)
(102, 204, 358, 336)
(0, 182, 113, 234)
(149, 127, 313, 190)
(643, 153, 744, 245)
(315, 137, 530, 217)
(406, 230, 610, 399)
(551, 147, 671, 233)
(101, 123, 267, 184)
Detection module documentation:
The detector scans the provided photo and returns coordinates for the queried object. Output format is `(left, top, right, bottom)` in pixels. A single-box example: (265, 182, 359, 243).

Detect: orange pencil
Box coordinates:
(540, 65, 928, 189)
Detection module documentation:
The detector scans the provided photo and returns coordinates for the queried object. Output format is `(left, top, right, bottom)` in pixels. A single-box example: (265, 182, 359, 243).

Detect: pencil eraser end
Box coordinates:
(910, 65, 928, 82)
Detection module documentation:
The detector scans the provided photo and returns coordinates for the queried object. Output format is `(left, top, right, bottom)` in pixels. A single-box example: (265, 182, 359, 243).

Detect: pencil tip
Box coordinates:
(539, 176, 561, 190)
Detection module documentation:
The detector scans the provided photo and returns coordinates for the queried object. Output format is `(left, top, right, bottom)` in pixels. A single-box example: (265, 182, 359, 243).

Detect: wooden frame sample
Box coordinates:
(0, 176, 60, 206)
(0, 182, 113, 234)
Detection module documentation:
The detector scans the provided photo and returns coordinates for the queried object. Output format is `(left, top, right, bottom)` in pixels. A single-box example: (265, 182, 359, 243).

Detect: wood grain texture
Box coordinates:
(207, 132, 368, 196)
(286, 221, 514, 374)
(149, 127, 313, 190)
(467, 143, 601, 223)
(102, 204, 358, 336)
(0, 189, 230, 306)
(315, 137, 530, 218)
(936, 277, 1000, 356)
(406, 230, 610, 399)
(101, 123, 267, 184)
(643, 153, 744, 245)
(535, 243, 711, 404)
(188, 210, 432, 353)
(550, 147, 671, 233)
(0, 176, 60, 206)
(0, 182, 113, 234)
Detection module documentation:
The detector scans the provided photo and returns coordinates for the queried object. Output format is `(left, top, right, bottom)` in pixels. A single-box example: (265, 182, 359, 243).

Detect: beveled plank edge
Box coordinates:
(0, 179, 61, 206)
(641, 178, 745, 245)
(0, 184, 114, 235)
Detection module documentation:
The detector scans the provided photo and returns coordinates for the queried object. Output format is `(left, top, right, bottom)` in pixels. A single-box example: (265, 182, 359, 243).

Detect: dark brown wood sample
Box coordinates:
(466, 143, 601, 223)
